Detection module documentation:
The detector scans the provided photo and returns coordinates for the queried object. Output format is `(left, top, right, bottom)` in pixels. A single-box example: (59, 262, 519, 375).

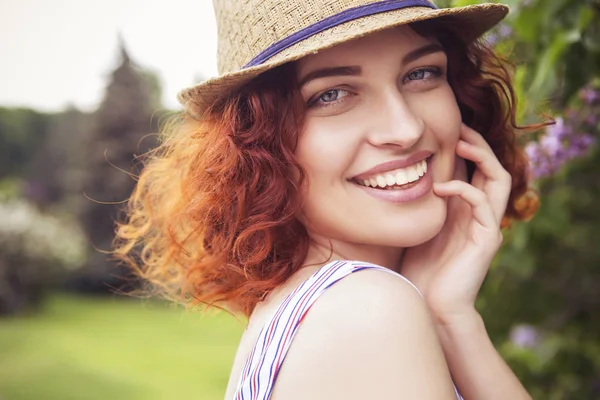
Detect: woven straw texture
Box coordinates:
(178, 0, 508, 118)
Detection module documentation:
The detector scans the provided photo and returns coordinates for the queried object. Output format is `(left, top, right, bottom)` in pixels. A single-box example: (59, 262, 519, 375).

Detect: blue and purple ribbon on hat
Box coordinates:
(244, 0, 438, 68)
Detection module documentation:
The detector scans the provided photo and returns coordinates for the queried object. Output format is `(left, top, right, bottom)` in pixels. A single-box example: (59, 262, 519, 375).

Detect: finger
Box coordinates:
(460, 123, 493, 151)
(457, 127, 512, 222)
(457, 140, 510, 223)
(459, 125, 511, 183)
(458, 128, 507, 178)
(460, 125, 505, 174)
(456, 140, 510, 185)
(434, 180, 498, 230)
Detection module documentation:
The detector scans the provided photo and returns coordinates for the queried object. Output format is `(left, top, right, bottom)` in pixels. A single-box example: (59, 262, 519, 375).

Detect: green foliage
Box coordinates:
(510, 0, 599, 113)
(452, 0, 600, 398)
(0, 108, 49, 178)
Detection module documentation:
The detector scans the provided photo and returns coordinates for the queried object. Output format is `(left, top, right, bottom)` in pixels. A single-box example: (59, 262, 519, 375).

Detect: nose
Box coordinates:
(367, 89, 425, 149)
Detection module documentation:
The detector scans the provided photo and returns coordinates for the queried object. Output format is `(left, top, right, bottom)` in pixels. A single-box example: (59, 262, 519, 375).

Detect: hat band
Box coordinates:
(243, 0, 437, 68)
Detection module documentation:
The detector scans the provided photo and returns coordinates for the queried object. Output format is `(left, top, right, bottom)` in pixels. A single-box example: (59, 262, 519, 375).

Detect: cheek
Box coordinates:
(295, 119, 359, 181)
(422, 87, 462, 144)
(295, 118, 361, 236)
(414, 87, 462, 181)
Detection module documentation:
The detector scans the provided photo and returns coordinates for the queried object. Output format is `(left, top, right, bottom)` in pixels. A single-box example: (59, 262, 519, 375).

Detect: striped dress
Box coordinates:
(233, 260, 463, 400)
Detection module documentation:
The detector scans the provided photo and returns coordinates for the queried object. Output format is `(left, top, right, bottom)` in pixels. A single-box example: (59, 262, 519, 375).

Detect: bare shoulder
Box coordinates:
(271, 268, 457, 400)
(294, 269, 432, 338)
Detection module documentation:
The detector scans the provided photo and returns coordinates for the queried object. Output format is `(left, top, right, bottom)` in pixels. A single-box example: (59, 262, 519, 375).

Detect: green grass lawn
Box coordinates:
(0, 294, 244, 400)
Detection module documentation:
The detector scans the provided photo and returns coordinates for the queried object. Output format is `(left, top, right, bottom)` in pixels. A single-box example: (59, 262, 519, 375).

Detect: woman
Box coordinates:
(114, 1, 538, 398)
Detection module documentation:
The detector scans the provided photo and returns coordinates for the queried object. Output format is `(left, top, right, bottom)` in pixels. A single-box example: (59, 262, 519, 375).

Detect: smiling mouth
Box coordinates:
(353, 158, 429, 190)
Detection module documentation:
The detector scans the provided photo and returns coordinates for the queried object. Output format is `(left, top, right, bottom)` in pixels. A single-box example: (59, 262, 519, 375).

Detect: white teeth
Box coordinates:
(358, 158, 429, 188)
(407, 168, 419, 182)
(416, 162, 423, 176)
(395, 169, 408, 185)
(385, 174, 395, 186)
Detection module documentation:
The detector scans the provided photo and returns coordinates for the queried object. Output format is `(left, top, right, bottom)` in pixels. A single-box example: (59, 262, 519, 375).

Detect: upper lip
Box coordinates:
(351, 150, 433, 181)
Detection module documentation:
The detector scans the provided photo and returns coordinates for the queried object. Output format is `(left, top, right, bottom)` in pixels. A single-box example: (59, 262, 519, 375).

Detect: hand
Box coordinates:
(400, 124, 512, 322)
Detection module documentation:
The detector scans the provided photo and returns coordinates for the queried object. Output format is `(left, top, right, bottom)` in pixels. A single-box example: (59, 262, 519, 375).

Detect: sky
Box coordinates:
(0, 0, 219, 112)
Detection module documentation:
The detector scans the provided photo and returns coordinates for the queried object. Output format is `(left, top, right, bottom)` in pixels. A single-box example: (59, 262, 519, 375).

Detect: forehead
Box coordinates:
(296, 25, 436, 76)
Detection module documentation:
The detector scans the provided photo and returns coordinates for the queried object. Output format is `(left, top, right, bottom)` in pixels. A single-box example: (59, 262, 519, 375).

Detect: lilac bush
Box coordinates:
(525, 84, 598, 179)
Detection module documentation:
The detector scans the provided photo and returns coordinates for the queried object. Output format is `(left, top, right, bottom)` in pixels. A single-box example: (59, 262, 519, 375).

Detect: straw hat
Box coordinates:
(178, 0, 509, 118)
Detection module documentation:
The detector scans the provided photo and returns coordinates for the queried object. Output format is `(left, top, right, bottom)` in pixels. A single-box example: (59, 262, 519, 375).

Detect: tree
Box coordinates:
(76, 39, 164, 293)
(0, 108, 49, 180)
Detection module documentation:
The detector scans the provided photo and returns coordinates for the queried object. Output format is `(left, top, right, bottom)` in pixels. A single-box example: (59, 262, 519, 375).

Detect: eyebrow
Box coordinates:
(298, 43, 446, 88)
(298, 66, 361, 88)
(402, 43, 445, 65)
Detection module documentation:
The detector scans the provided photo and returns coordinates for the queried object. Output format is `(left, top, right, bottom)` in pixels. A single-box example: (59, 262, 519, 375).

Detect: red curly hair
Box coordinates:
(113, 18, 538, 317)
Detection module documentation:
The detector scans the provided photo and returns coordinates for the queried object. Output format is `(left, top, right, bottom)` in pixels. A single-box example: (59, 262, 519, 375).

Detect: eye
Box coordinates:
(404, 67, 442, 83)
(309, 88, 350, 107)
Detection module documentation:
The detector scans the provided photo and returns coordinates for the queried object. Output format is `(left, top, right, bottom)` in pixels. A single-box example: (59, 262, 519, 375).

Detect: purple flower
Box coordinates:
(498, 24, 513, 39)
(580, 86, 600, 105)
(585, 114, 599, 126)
(510, 324, 540, 349)
(546, 117, 571, 140)
(525, 116, 596, 179)
(569, 134, 595, 156)
(540, 133, 562, 155)
(485, 33, 498, 46)
(525, 82, 599, 180)
(485, 23, 513, 46)
(525, 142, 552, 179)
(579, 134, 595, 148)
(525, 141, 541, 160)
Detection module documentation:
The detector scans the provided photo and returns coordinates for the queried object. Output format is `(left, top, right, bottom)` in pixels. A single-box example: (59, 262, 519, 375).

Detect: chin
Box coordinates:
(371, 197, 448, 247)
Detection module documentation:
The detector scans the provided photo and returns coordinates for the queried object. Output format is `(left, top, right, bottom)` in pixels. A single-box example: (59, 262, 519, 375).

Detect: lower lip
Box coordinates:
(354, 170, 433, 203)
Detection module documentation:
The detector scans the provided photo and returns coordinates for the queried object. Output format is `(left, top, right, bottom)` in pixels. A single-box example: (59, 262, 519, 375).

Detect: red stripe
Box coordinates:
(251, 262, 341, 395)
(248, 275, 311, 396)
(244, 270, 313, 398)
(271, 262, 344, 374)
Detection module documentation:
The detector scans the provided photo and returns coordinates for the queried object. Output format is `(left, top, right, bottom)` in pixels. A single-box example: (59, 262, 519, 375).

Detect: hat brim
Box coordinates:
(178, 3, 508, 118)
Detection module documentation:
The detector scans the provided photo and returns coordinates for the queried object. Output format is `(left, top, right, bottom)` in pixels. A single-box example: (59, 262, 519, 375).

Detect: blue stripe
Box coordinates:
(243, 0, 437, 68)
(235, 260, 464, 399)
(238, 260, 343, 398)
(249, 275, 302, 397)
(251, 268, 314, 397)
(263, 261, 346, 396)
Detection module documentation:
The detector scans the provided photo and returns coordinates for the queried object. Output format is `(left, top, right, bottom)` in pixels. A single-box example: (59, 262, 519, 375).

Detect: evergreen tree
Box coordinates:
(76, 38, 163, 292)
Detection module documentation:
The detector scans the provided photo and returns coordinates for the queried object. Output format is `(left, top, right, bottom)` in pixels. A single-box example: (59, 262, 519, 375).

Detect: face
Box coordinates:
(294, 25, 462, 259)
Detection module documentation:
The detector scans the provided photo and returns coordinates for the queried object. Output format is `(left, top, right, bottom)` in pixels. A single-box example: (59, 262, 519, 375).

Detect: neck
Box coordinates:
(303, 233, 405, 272)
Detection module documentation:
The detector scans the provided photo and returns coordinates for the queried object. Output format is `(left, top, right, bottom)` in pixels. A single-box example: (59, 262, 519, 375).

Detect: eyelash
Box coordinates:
(404, 66, 442, 83)
(307, 66, 444, 109)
